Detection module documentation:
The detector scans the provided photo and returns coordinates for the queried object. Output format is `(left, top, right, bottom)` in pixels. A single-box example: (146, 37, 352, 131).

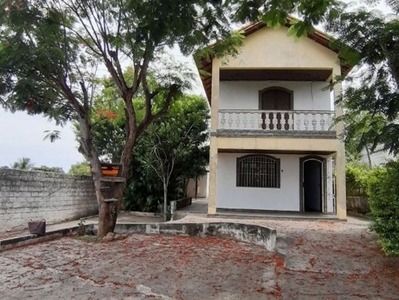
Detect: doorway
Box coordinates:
(301, 157, 325, 213)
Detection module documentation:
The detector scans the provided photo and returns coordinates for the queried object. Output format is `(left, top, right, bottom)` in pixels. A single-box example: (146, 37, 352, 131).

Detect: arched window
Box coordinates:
(259, 87, 293, 110)
(236, 155, 280, 188)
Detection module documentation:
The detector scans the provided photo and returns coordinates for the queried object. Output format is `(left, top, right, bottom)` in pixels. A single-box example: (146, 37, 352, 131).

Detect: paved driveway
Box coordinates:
(1, 217, 399, 299)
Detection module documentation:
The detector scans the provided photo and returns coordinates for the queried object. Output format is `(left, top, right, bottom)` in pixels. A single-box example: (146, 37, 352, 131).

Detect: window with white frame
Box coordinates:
(236, 155, 280, 188)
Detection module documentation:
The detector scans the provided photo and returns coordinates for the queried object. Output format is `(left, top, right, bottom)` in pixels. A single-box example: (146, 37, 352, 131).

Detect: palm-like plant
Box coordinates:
(11, 157, 35, 170)
(43, 130, 61, 143)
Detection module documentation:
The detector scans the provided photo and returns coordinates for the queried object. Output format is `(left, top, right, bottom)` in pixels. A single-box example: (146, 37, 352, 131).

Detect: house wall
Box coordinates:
(216, 153, 334, 212)
(219, 81, 331, 111)
(0, 169, 97, 232)
(216, 136, 339, 152)
(207, 24, 347, 218)
(217, 26, 340, 73)
(217, 153, 300, 211)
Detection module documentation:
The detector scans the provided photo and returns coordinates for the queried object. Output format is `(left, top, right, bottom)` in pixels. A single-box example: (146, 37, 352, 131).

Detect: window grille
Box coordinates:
(236, 155, 280, 188)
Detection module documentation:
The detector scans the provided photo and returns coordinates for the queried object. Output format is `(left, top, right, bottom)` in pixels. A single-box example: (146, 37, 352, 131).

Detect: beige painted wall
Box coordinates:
(216, 136, 339, 153)
(217, 26, 340, 73)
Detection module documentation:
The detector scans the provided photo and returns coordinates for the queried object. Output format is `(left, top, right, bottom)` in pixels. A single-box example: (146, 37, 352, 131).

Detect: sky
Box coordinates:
(0, 0, 392, 172)
(0, 110, 83, 171)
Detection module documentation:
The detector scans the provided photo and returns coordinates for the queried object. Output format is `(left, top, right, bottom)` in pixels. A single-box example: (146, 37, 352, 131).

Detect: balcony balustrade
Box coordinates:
(218, 110, 335, 133)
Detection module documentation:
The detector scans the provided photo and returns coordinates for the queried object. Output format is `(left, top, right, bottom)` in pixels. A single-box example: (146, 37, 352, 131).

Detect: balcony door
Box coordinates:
(259, 87, 293, 110)
(259, 87, 293, 130)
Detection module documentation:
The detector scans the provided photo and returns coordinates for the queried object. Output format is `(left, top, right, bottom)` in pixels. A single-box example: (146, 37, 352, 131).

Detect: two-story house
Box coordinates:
(197, 22, 349, 219)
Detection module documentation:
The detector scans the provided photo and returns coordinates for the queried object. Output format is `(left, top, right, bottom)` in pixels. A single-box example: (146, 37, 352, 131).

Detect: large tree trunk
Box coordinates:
(77, 114, 130, 237)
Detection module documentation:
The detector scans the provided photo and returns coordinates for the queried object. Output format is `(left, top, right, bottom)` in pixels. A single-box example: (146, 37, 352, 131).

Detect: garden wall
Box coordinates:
(347, 196, 369, 215)
(0, 169, 97, 232)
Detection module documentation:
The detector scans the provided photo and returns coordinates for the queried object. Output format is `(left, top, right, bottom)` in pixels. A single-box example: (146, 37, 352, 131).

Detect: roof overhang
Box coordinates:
(196, 19, 353, 105)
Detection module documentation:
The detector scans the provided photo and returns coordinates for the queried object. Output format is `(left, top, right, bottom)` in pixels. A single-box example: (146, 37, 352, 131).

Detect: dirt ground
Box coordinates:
(1, 217, 399, 300)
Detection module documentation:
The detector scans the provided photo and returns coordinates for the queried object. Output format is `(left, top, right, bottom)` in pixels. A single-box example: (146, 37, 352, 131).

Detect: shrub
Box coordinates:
(346, 165, 370, 196)
(368, 161, 399, 256)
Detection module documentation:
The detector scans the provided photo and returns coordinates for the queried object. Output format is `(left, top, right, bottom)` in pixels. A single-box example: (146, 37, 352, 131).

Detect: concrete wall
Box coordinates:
(219, 81, 332, 111)
(347, 196, 369, 215)
(186, 173, 208, 198)
(0, 169, 98, 232)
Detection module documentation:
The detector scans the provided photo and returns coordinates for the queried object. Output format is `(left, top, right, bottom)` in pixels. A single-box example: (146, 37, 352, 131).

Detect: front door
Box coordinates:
(302, 157, 324, 212)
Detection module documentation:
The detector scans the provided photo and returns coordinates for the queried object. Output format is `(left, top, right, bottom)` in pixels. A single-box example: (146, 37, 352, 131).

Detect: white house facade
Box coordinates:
(197, 22, 349, 219)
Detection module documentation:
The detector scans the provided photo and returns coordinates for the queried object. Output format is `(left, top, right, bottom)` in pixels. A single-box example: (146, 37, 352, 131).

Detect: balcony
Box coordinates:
(217, 110, 336, 138)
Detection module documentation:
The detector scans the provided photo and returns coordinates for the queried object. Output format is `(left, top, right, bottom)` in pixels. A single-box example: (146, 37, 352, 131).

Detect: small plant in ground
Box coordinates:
(76, 219, 86, 236)
(368, 160, 399, 256)
(75, 235, 102, 243)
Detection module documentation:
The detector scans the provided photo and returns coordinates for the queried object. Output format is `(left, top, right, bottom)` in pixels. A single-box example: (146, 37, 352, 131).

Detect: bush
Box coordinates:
(368, 160, 399, 256)
(346, 165, 370, 196)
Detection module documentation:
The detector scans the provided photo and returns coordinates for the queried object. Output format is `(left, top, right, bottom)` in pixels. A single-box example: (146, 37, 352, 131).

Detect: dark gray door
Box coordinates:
(303, 160, 322, 212)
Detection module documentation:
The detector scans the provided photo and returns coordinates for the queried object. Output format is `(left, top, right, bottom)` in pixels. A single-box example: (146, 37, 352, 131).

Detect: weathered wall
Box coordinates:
(347, 196, 369, 215)
(186, 173, 208, 198)
(0, 169, 97, 232)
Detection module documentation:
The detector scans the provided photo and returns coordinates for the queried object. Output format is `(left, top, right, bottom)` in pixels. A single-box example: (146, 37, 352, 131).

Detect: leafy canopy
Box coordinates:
(327, 2, 399, 155)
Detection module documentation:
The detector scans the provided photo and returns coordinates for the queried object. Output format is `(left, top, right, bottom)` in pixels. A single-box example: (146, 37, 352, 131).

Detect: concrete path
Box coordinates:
(1, 215, 398, 299)
(176, 198, 208, 213)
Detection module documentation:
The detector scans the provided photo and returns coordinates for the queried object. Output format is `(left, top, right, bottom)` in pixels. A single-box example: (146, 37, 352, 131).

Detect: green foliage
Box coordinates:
(137, 95, 209, 216)
(327, 3, 399, 156)
(346, 164, 385, 196)
(68, 161, 91, 176)
(231, 0, 344, 36)
(89, 92, 210, 212)
(126, 95, 210, 212)
(10, 157, 63, 173)
(32, 166, 64, 173)
(368, 160, 399, 256)
(0, 0, 236, 192)
(11, 157, 34, 170)
(346, 164, 370, 196)
(43, 130, 61, 143)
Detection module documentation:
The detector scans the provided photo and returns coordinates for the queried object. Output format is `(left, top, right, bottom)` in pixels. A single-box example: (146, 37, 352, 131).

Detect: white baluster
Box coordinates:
(290, 112, 294, 130)
(227, 113, 233, 128)
(320, 116, 326, 131)
(242, 113, 247, 129)
(303, 113, 309, 131)
(272, 112, 278, 131)
(311, 113, 317, 131)
(234, 113, 240, 129)
(295, 113, 301, 131)
(220, 112, 226, 129)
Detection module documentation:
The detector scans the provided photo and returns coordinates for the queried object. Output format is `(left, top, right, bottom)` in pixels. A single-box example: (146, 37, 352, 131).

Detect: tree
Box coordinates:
(32, 165, 64, 173)
(0, 0, 238, 236)
(43, 130, 61, 143)
(343, 111, 386, 168)
(326, 2, 399, 156)
(368, 160, 399, 256)
(11, 157, 34, 170)
(229, 0, 344, 37)
(88, 89, 209, 214)
(139, 96, 209, 220)
(68, 161, 91, 176)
